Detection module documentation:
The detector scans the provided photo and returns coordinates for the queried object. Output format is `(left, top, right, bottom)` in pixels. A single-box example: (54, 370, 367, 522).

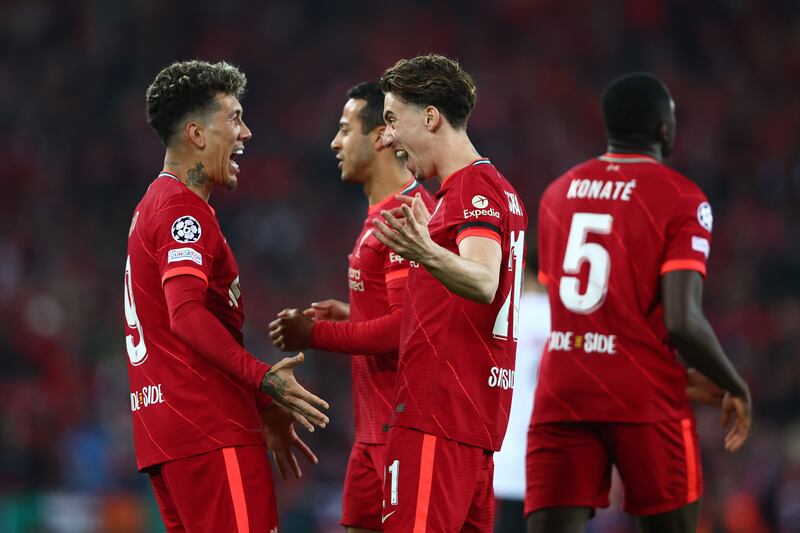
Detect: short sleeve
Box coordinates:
(445, 172, 506, 246)
(384, 249, 411, 285)
(153, 201, 221, 286)
(661, 194, 713, 277)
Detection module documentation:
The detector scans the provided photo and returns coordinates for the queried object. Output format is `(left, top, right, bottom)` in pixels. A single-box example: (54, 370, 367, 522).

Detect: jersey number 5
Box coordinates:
(559, 213, 613, 314)
(124, 255, 148, 365)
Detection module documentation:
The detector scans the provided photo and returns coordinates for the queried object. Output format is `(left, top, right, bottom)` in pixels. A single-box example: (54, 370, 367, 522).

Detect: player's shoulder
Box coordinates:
(144, 175, 212, 214)
(384, 178, 435, 209)
(659, 163, 708, 200)
(459, 159, 519, 198)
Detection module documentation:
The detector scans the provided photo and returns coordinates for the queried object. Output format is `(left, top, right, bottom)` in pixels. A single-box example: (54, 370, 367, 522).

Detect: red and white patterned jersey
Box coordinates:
(124, 173, 266, 470)
(347, 179, 435, 444)
(392, 159, 529, 451)
(533, 153, 714, 424)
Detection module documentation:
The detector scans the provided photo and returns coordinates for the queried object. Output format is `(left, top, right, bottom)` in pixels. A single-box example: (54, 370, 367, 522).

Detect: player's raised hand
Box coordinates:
(303, 299, 350, 321)
(395, 192, 432, 223)
(721, 391, 752, 452)
(259, 402, 318, 480)
(260, 353, 330, 432)
(373, 194, 436, 263)
(269, 308, 313, 351)
(685, 368, 725, 406)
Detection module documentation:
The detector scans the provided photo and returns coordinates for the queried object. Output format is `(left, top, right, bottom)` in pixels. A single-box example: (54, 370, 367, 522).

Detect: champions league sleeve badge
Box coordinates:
(171, 215, 202, 243)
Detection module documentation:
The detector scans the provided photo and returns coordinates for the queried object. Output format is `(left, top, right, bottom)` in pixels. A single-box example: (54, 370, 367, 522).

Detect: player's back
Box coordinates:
(534, 153, 713, 424)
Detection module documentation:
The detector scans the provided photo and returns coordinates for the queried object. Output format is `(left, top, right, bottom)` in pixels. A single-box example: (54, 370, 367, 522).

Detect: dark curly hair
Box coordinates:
(380, 54, 476, 130)
(145, 60, 247, 146)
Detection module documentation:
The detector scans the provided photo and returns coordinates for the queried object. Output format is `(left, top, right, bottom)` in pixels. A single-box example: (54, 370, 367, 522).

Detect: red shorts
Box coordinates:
(341, 442, 387, 530)
(525, 417, 703, 517)
(381, 426, 494, 532)
(148, 445, 278, 532)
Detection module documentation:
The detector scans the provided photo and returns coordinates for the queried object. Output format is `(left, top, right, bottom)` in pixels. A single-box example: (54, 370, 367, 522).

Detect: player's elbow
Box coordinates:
(167, 300, 197, 340)
(664, 309, 702, 345)
(474, 279, 499, 305)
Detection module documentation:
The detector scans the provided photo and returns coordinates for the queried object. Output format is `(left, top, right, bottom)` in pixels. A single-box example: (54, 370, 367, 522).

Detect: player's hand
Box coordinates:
(373, 194, 436, 263)
(269, 309, 313, 351)
(259, 403, 318, 480)
(395, 193, 432, 223)
(260, 353, 329, 433)
(721, 390, 752, 453)
(303, 299, 350, 322)
(685, 368, 725, 406)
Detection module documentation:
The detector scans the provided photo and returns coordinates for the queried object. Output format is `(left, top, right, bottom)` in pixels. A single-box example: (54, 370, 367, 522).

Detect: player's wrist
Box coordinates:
(420, 242, 446, 269)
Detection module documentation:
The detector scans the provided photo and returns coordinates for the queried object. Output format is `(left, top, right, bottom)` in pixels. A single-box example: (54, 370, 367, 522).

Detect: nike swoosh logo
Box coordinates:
(381, 510, 396, 523)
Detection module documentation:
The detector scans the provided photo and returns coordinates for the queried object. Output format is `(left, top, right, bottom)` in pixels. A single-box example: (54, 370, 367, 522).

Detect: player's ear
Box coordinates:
(372, 125, 387, 150)
(186, 121, 206, 149)
(424, 106, 441, 132)
(657, 121, 670, 143)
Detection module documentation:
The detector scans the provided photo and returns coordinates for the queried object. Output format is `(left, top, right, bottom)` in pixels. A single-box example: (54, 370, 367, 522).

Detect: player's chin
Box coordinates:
(224, 175, 238, 191)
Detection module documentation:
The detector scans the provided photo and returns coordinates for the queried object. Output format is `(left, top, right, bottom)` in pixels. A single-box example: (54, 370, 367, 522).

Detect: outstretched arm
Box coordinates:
(164, 275, 329, 432)
(270, 274, 407, 354)
(662, 270, 752, 452)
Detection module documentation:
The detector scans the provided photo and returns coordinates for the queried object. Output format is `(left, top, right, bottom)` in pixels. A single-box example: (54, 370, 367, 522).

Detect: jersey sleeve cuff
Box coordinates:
(162, 266, 209, 286)
(385, 268, 410, 284)
(660, 259, 707, 277)
(455, 226, 501, 246)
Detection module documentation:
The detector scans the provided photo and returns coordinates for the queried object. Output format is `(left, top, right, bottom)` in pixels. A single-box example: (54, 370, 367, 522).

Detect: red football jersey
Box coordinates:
(124, 173, 268, 470)
(347, 179, 435, 444)
(392, 159, 528, 451)
(533, 153, 714, 424)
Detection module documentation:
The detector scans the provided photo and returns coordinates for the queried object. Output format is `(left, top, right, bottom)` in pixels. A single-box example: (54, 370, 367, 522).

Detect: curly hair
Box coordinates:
(145, 60, 247, 146)
(380, 54, 476, 130)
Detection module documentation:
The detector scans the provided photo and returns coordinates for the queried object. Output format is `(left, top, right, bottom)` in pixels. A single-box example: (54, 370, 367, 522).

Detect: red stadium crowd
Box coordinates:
(0, 0, 798, 531)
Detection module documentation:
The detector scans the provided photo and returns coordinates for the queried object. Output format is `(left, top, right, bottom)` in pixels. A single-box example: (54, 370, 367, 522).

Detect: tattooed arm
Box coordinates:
(260, 353, 330, 432)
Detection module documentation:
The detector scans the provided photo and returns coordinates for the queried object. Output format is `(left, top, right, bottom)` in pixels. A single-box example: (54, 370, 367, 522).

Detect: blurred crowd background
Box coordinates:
(1, 0, 798, 531)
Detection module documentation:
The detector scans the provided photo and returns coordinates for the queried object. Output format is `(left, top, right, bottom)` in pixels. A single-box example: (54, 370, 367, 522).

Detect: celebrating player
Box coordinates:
(373, 54, 528, 532)
(268, 81, 434, 533)
(124, 60, 329, 532)
(527, 72, 752, 533)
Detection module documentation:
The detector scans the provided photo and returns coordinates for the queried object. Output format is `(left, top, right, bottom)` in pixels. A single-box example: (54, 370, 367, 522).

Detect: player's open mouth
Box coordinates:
(395, 149, 407, 159)
(229, 148, 243, 173)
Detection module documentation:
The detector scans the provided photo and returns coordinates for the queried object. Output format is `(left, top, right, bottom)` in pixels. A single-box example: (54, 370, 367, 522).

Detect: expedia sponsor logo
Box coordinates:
(463, 207, 501, 219)
(349, 267, 364, 292)
(488, 366, 515, 390)
(471, 195, 489, 208)
(130, 384, 164, 412)
(389, 252, 405, 264)
(548, 331, 617, 354)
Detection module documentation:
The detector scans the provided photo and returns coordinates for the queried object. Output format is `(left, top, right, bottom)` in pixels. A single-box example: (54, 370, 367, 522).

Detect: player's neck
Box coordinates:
(364, 163, 414, 207)
(163, 151, 213, 203)
(432, 131, 481, 184)
(606, 140, 663, 162)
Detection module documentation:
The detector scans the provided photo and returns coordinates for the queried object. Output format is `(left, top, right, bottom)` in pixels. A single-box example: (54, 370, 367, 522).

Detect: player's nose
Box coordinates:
(381, 129, 395, 148)
(330, 132, 342, 152)
(240, 120, 253, 141)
